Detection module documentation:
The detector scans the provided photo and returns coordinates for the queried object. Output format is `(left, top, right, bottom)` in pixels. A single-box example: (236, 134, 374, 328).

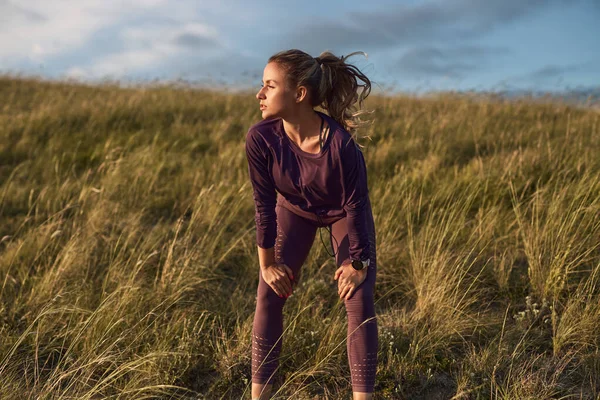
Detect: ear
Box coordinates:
(295, 86, 308, 103)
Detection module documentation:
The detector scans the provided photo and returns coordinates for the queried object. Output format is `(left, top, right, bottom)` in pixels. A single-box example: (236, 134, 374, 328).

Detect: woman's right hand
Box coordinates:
(261, 262, 295, 298)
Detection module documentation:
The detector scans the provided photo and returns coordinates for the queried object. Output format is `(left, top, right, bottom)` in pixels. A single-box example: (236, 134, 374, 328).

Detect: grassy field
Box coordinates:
(0, 76, 599, 399)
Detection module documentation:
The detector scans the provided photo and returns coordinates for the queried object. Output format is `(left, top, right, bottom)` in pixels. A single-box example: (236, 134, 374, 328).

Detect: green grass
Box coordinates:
(1, 76, 599, 399)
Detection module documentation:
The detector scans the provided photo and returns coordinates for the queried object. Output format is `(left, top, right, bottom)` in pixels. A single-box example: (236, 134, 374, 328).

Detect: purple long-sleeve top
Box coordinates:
(245, 110, 371, 261)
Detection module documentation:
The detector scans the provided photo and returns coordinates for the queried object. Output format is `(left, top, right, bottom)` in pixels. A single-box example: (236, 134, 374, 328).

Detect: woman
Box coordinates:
(246, 49, 377, 400)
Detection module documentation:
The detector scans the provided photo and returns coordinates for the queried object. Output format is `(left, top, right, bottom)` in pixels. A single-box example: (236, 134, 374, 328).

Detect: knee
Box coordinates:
(344, 284, 375, 312)
(256, 286, 286, 310)
(345, 290, 374, 306)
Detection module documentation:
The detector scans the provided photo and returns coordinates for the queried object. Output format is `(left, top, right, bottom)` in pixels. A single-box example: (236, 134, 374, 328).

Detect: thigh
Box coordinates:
(271, 204, 318, 284)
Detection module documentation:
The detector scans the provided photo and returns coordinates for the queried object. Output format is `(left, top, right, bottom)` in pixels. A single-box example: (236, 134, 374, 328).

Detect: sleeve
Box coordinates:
(245, 129, 277, 249)
(342, 138, 371, 261)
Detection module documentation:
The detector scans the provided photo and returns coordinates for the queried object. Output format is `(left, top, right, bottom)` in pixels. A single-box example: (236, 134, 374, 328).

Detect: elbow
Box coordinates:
(343, 194, 369, 215)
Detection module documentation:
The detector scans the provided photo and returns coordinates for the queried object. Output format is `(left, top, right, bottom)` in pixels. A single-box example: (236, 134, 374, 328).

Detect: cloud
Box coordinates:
(0, 1, 227, 70)
(276, 0, 575, 54)
(494, 60, 599, 91)
(0, 0, 46, 23)
(395, 45, 511, 80)
(516, 61, 598, 87)
(0, 1, 270, 84)
(528, 64, 585, 80)
(65, 22, 223, 79)
(173, 33, 217, 49)
(0, 0, 175, 63)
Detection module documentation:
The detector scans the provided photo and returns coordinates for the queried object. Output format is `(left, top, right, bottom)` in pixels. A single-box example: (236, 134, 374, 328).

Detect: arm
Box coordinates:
(257, 246, 276, 270)
(342, 138, 370, 262)
(245, 129, 278, 267)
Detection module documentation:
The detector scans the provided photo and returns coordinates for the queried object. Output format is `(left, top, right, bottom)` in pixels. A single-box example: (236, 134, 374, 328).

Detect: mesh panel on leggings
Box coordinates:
(344, 210, 378, 392)
(251, 332, 281, 384)
(274, 222, 283, 263)
(251, 216, 289, 385)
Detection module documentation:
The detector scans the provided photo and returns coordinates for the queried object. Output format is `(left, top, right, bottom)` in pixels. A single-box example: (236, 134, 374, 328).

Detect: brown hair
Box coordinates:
(268, 49, 373, 144)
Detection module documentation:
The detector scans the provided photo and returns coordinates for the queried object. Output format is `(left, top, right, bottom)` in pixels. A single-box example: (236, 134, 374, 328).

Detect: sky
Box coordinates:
(1, 0, 599, 94)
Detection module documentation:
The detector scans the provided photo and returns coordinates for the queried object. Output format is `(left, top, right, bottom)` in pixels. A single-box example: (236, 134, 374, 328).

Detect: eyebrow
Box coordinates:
(261, 79, 278, 84)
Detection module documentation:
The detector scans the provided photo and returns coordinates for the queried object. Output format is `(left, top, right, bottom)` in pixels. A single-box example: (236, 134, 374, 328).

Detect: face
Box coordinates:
(256, 62, 296, 120)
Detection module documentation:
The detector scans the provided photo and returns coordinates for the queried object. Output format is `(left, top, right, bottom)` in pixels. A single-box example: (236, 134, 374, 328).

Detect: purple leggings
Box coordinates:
(251, 199, 378, 393)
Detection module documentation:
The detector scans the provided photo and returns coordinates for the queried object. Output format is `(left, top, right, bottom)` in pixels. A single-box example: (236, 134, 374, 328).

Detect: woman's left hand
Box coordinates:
(334, 263, 368, 300)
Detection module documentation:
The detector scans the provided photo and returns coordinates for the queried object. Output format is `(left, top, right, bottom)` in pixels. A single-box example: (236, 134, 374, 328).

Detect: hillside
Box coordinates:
(1, 76, 599, 399)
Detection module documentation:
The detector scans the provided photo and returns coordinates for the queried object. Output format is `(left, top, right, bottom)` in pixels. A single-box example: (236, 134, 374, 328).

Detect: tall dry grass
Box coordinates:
(1, 76, 599, 399)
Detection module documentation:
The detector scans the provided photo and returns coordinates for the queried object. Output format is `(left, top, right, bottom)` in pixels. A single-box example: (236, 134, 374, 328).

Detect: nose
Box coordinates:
(256, 86, 266, 100)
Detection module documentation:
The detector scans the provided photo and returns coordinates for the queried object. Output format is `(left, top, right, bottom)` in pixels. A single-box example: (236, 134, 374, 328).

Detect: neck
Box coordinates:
(281, 108, 321, 144)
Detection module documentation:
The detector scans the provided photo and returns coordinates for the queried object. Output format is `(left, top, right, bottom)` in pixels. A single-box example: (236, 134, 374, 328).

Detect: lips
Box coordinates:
(260, 105, 267, 110)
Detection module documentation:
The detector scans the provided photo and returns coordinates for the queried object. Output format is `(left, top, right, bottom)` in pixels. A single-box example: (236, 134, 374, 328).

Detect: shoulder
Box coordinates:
(246, 118, 281, 148)
(323, 118, 365, 168)
(326, 118, 359, 156)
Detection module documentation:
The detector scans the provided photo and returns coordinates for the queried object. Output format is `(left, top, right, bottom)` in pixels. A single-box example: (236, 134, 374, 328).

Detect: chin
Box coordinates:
(262, 111, 278, 120)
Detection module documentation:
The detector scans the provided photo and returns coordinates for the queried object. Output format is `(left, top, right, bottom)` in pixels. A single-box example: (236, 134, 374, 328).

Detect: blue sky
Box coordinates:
(1, 0, 598, 94)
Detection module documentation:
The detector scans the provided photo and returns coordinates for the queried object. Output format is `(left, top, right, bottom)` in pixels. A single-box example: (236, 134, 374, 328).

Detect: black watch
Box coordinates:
(351, 258, 370, 271)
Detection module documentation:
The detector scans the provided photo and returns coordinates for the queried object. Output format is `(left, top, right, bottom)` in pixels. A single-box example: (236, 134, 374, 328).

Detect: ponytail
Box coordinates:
(268, 49, 374, 145)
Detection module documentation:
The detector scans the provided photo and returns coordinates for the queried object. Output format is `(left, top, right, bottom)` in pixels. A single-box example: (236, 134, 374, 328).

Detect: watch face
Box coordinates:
(352, 259, 364, 270)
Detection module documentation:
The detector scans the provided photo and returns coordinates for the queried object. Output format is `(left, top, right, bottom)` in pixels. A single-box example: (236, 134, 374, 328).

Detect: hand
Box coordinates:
(261, 262, 295, 298)
(334, 263, 368, 300)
